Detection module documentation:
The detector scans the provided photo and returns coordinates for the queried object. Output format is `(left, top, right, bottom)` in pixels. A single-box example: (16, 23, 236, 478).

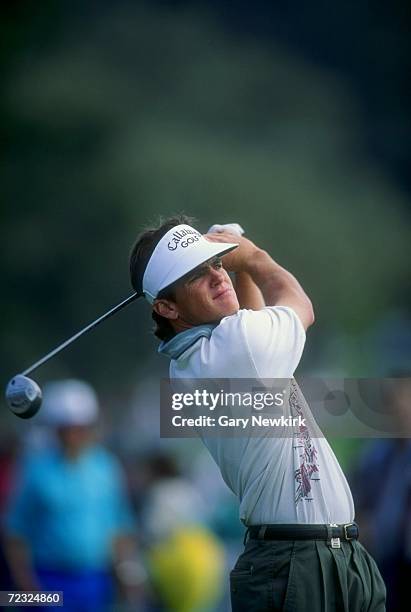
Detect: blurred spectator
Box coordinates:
(350, 374, 411, 611)
(140, 452, 225, 612)
(0, 432, 19, 591)
(4, 380, 136, 612)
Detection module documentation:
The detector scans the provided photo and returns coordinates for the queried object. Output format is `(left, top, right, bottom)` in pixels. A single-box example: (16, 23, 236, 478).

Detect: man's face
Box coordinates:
(170, 257, 240, 326)
(57, 425, 93, 457)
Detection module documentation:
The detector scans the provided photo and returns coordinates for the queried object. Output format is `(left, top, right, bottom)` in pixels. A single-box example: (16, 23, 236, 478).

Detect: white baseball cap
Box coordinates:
(142, 224, 238, 303)
(41, 379, 99, 427)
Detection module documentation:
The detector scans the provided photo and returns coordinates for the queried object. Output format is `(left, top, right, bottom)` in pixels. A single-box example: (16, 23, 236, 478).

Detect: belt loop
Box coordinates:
(258, 525, 267, 540)
(344, 523, 355, 541)
(243, 527, 250, 546)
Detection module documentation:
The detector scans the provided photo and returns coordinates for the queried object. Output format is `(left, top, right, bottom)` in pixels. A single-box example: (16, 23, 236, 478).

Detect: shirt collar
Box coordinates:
(158, 324, 216, 360)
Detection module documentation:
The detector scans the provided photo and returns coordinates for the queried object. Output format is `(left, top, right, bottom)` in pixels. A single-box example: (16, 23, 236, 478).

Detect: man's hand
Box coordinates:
(205, 231, 261, 273)
(206, 225, 265, 309)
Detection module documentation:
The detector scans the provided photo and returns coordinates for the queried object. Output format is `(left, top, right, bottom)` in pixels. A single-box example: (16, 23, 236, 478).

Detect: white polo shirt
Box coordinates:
(159, 306, 354, 525)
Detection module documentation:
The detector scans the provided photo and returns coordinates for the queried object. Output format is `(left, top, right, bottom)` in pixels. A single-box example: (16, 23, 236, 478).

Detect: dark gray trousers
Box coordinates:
(230, 539, 386, 611)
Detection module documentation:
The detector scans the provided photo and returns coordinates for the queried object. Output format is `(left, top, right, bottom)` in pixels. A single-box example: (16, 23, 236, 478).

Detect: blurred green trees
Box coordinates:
(1, 4, 409, 404)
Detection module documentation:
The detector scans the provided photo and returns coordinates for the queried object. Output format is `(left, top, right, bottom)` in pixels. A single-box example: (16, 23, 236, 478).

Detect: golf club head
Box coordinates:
(5, 375, 42, 419)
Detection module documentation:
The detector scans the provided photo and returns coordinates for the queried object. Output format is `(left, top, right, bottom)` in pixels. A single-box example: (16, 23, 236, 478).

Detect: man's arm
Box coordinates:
(3, 535, 40, 591)
(208, 232, 314, 330)
(246, 249, 314, 330)
(234, 271, 265, 310)
(206, 224, 265, 310)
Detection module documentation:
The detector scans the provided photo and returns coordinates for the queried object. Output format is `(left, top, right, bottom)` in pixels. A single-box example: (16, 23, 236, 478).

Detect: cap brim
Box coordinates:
(158, 241, 238, 296)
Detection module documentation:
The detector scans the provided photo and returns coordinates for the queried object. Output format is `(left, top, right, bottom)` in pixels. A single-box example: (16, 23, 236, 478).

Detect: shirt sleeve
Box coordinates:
(240, 306, 306, 378)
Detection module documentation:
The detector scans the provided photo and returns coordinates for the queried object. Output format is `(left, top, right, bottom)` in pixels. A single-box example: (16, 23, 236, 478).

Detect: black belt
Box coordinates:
(247, 522, 359, 544)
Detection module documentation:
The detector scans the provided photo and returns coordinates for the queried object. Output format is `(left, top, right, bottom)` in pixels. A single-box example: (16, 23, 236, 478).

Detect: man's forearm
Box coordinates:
(3, 535, 40, 591)
(245, 250, 314, 329)
(235, 271, 265, 310)
(247, 250, 305, 299)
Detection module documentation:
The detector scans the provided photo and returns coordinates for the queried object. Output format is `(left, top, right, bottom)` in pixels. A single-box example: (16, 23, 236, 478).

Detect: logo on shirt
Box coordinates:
(289, 380, 320, 505)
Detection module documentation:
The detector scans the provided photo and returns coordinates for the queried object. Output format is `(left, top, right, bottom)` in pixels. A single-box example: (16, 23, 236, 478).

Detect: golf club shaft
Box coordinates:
(22, 293, 139, 376)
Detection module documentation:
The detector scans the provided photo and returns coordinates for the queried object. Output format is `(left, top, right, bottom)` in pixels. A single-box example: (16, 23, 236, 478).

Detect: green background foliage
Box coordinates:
(1, 2, 410, 422)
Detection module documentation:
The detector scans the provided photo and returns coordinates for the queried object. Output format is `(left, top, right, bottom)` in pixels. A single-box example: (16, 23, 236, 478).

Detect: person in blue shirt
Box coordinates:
(4, 379, 136, 612)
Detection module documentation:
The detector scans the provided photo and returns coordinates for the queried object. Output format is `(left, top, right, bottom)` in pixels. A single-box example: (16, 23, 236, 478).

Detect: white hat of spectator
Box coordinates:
(41, 379, 99, 427)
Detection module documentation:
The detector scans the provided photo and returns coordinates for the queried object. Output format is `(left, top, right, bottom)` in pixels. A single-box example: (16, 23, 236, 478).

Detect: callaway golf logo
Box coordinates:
(167, 228, 201, 251)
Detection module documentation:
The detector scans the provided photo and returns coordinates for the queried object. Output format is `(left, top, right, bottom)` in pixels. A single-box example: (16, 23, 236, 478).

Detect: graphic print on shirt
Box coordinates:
(290, 380, 320, 504)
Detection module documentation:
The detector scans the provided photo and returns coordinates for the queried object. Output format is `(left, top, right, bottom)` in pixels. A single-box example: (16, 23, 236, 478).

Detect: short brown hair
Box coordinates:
(129, 214, 195, 340)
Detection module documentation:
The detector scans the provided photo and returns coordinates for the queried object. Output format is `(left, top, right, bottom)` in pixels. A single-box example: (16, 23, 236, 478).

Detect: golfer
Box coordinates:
(129, 216, 386, 611)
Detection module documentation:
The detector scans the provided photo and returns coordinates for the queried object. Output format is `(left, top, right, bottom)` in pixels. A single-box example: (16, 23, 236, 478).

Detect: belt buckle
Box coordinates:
(344, 523, 355, 541)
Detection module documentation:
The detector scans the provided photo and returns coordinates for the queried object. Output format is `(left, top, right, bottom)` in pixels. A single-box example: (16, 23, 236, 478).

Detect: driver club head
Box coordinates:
(5, 375, 42, 419)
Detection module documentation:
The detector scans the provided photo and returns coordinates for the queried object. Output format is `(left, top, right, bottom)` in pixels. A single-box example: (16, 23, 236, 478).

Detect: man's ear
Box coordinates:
(153, 299, 179, 320)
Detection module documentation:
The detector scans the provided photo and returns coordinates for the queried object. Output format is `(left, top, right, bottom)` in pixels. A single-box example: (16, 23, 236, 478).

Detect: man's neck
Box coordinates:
(172, 318, 195, 334)
(172, 314, 224, 334)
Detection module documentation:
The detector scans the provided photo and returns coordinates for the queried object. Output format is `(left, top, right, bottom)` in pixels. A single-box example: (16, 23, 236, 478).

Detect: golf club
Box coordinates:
(5, 292, 139, 419)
